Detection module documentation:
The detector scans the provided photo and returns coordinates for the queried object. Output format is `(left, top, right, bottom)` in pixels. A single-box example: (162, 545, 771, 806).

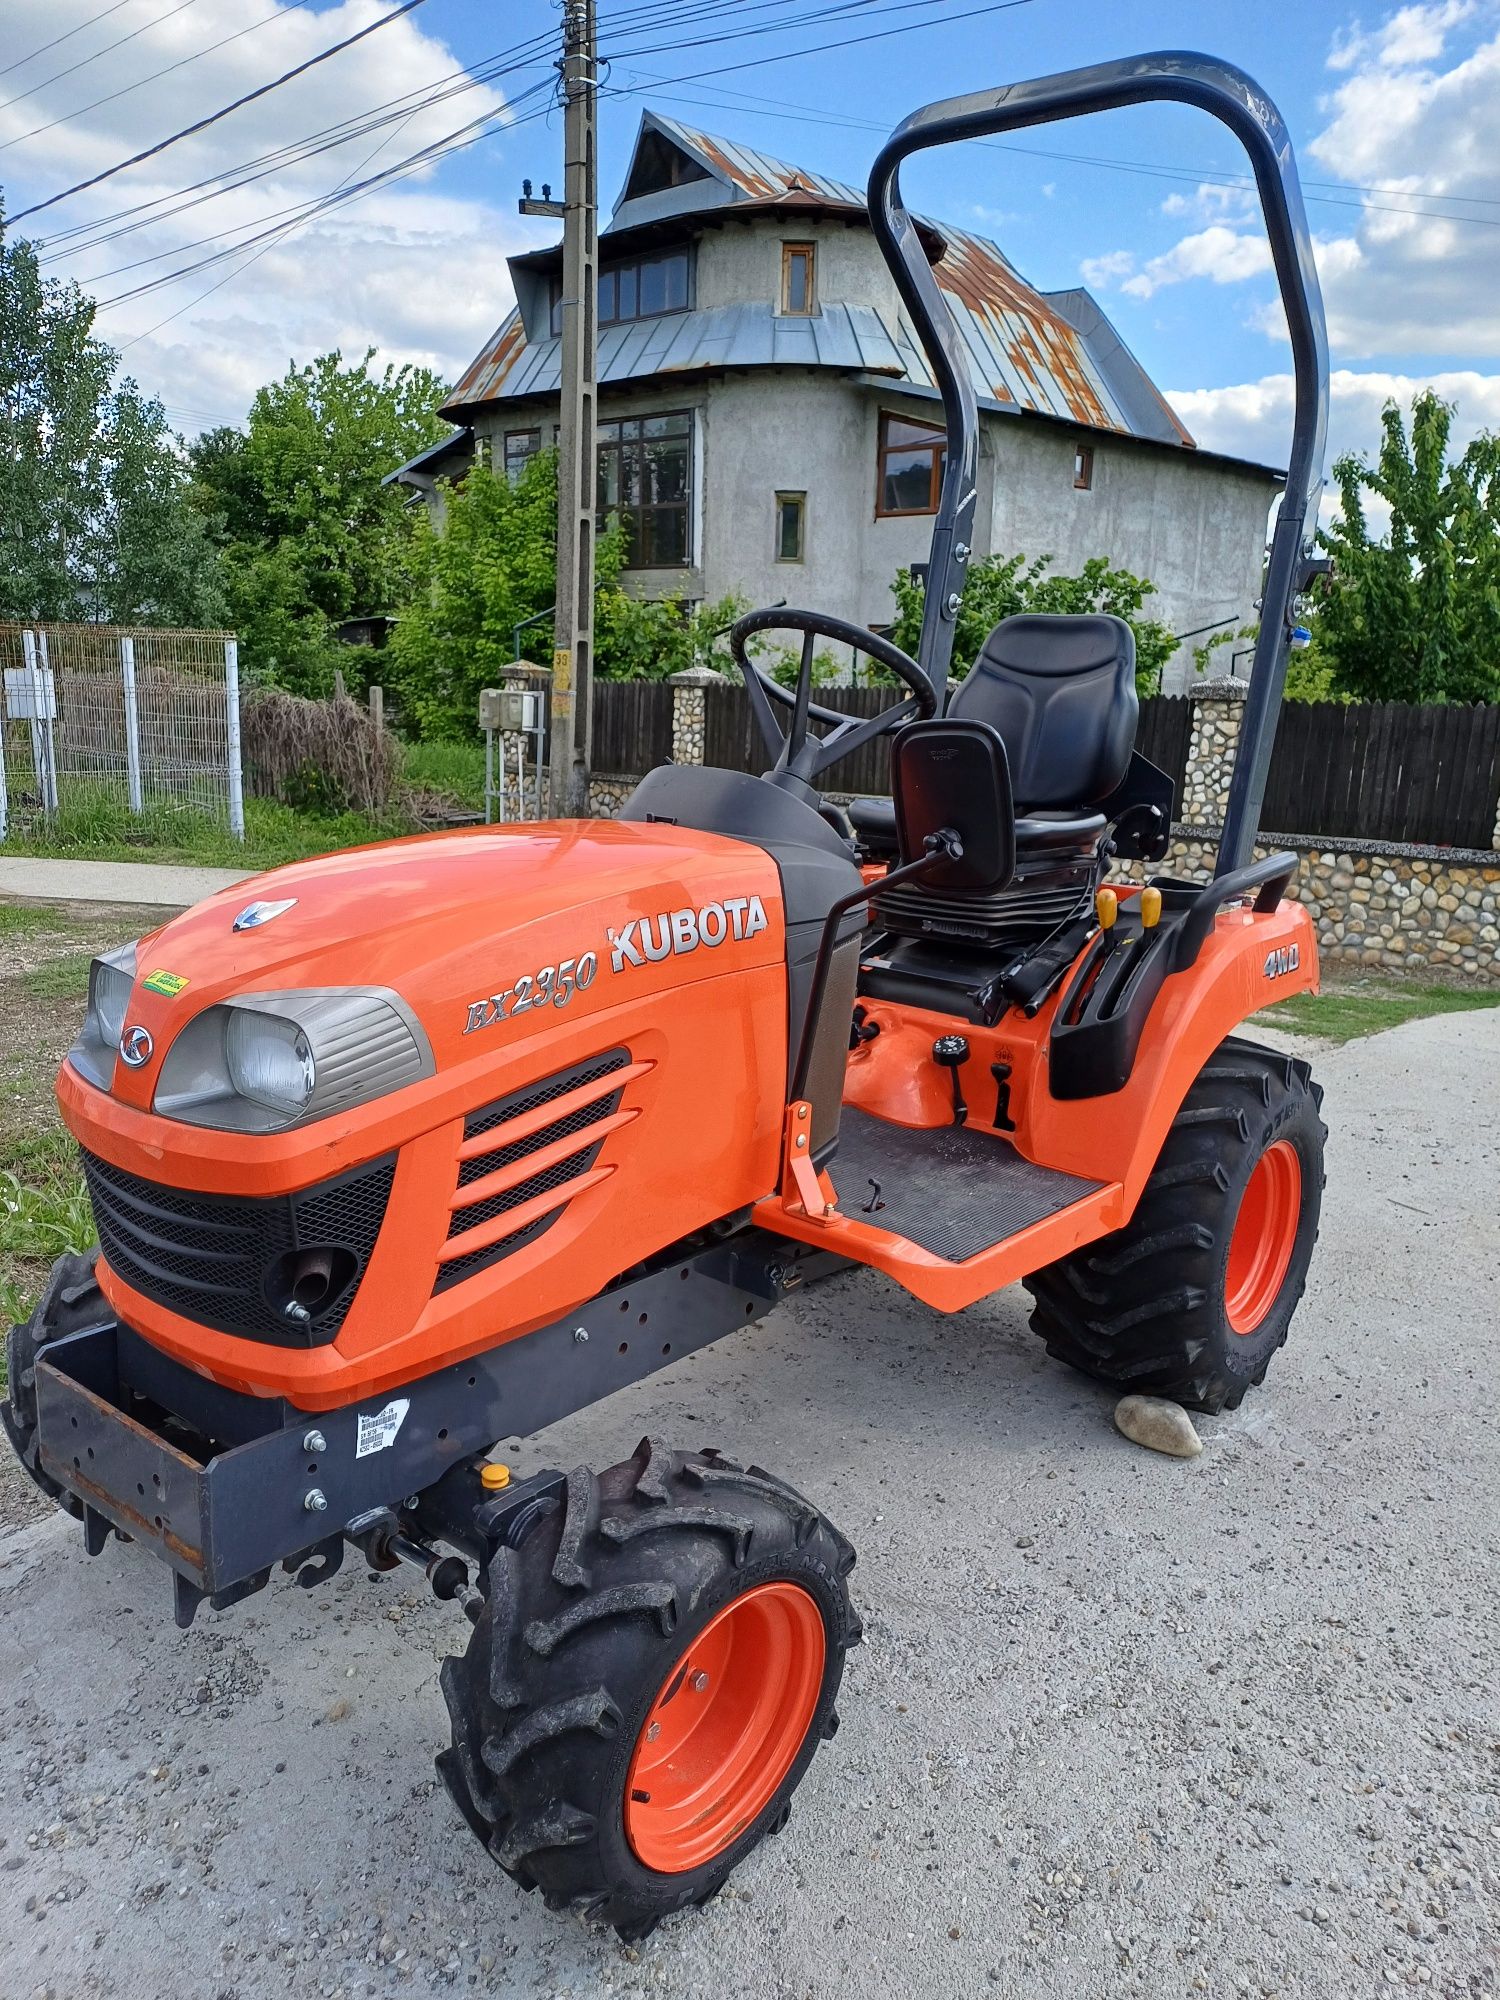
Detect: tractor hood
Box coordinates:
(69, 820, 786, 1135)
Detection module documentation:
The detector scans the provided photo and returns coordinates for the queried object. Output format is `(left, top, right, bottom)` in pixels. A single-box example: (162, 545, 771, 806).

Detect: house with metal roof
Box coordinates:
(394, 112, 1282, 690)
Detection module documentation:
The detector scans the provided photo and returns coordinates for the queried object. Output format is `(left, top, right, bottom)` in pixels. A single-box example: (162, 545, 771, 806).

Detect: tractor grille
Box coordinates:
(435, 1049, 630, 1295)
(81, 1148, 395, 1348)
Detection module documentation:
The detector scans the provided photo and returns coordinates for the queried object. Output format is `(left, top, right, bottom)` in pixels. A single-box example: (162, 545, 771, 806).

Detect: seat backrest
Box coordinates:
(946, 612, 1137, 812)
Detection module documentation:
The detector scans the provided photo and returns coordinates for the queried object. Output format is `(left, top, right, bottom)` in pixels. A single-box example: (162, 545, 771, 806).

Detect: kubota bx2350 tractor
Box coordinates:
(6, 55, 1331, 1938)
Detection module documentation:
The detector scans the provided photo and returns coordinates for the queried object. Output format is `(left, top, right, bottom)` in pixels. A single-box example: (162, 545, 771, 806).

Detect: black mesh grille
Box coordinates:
(81, 1149, 395, 1347)
(435, 1049, 630, 1295)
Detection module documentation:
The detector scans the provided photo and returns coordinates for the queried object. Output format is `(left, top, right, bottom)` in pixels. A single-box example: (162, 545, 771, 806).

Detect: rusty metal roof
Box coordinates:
(442, 111, 1196, 451)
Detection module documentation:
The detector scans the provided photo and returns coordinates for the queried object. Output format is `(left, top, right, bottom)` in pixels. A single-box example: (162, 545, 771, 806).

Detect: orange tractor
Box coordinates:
(6, 54, 1330, 1938)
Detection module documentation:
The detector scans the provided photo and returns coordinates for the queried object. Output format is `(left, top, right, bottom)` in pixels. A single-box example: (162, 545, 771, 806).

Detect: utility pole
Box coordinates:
(545, 0, 598, 819)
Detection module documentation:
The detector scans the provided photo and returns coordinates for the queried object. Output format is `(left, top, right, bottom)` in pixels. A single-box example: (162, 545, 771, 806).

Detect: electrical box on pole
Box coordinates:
(547, 0, 598, 820)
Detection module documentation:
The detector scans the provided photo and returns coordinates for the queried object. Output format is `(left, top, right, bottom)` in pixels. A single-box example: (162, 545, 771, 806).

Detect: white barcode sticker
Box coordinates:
(355, 1398, 410, 1458)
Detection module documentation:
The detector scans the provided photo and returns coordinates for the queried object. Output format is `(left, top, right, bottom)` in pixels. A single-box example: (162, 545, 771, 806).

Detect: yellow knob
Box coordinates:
(1095, 888, 1118, 931)
(1140, 886, 1162, 929)
(480, 1461, 511, 1491)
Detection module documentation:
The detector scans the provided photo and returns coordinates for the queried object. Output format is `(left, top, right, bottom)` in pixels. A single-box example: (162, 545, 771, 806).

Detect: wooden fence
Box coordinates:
(1262, 700, 1500, 850)
(593, 680, 673, 774)
(592, 680, 1500, 849)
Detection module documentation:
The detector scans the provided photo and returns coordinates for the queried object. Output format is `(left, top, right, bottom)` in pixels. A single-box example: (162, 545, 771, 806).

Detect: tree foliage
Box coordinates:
(388, 454, 747, 737)
(889, 551, 1178, 694)
(0, 205, 225, 625)
(191, 348, 449, 694)
(1312, 391, 1500, 704)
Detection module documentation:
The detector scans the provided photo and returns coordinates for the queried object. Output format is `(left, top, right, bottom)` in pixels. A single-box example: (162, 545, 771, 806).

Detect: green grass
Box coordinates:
(401, 738, 486, 808)
(22, 952, 95, 1003)
(0, 903, 67, 935)
(0, 1131, 93, 1331)
(1255, 978, 1500, 1045)
(1, 785, 420, 871)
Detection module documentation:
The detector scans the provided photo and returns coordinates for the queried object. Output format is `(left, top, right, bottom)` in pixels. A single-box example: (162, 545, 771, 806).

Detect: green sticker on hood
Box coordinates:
(142, 968, 189, 997)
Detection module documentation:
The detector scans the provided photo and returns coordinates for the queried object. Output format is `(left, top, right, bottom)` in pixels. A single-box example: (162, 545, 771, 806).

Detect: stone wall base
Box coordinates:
(1148, 829, 1500, 986)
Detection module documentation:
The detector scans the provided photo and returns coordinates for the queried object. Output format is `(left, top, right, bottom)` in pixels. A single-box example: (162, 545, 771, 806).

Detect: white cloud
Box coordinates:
(0, 0, 553, 429)
(1081, 5, 1500, 361)
(1120, 224, 1274, 299)
(1328, 0, 1478, 71)
(1079, 247, 1135, 287)
(1166, 366, 1500, 527)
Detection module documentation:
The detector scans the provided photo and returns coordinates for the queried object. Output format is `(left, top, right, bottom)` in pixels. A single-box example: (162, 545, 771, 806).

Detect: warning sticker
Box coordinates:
(142, 969, 189, 997)
(355, 1398, 411, 1458)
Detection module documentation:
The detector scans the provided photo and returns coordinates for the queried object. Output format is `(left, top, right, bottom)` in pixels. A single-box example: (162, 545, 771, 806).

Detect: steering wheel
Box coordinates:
(728, 607, 938, 786)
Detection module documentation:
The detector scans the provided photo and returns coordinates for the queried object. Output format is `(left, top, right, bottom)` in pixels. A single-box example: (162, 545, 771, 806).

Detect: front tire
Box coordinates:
(1025, 1037, 1326, 1412)
(2, 1251, 105, 1516)
(438, 1438, 859, 1939)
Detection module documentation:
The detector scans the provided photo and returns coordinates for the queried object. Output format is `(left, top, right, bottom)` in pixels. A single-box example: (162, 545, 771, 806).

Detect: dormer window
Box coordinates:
(780, 242, 816, 316)
(551, 249, 692, 335)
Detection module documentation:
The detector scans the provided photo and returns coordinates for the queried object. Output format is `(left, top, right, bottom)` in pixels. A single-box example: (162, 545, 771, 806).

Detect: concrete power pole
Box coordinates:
(547, 0, 598, 819)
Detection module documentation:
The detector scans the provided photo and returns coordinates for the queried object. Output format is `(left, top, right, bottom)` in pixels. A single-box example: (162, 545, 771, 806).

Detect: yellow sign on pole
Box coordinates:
(552, 646, 572, 694)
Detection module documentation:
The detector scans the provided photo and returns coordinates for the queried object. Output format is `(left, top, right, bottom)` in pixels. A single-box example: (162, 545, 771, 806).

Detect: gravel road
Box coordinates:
(1, 1010, 1495, 2000)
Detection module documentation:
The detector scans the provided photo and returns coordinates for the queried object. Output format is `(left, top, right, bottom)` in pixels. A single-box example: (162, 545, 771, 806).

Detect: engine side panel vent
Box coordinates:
(434, 1049, 631, 1295)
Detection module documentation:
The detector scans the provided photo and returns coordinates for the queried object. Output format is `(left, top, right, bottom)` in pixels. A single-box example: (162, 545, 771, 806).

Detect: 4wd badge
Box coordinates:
(1263, 943, 1300, 979)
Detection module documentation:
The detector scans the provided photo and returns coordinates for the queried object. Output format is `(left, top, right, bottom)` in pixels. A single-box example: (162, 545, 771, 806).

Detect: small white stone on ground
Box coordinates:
(1114, 1394, 1204, 1458)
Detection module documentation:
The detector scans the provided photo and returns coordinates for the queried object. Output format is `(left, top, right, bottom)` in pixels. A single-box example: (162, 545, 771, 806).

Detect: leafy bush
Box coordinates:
(1311, 390, 1500, 703)
(889, 552, 1178, 693)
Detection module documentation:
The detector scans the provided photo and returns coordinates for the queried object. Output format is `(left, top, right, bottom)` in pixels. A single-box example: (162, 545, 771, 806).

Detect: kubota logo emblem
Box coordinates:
(607, 895, 768, 972)
(119, 1024, 154, 1067)
(1263, 943, 1300, 980)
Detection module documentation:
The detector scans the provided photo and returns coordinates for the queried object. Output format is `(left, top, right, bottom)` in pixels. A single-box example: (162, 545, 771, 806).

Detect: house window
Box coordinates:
(775, 491, 805, 561)
(1074, 444, 1094, 490)
(876, 411, 947, 516)
(503, 429, 541, 484)
(597, 411, 693, 568)
(551, 250, 691, 335)
(780, 242, 816, 315)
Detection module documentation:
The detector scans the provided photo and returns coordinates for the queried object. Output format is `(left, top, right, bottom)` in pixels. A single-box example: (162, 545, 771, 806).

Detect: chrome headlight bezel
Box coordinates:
(69, 942, 138, 1089)
(153, 988, 434, 1132)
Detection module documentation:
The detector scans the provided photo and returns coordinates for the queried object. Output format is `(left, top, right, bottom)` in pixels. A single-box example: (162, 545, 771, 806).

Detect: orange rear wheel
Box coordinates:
(625, 1581, 827, 1874)
(1225, 1139, 1302, 1334)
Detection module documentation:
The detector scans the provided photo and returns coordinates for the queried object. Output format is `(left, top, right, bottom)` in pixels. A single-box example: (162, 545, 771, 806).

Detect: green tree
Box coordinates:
(193, 348, 450, 693)
(0, 203, 223, 624)
(889, 551, 1178, 694)
(388, 453, 748, 736)
(1312, 390, 1500, 703)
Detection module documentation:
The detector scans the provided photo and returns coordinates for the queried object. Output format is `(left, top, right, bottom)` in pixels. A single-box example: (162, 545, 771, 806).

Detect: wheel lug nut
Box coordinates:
(690, 1671, 709, 1692)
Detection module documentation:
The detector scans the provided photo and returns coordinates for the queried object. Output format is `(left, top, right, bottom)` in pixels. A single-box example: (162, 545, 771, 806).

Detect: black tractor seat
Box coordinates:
(855, 612, 1137, 964)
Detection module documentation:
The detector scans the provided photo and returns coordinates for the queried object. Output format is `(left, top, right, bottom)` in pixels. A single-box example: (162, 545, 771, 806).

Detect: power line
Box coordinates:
(0, 0, 204, 115)
(8, 0, 429, 220)
(83, 0, 1009, 307)
(0, 0, 144, 81)
(27, 0, 847, 259)
(624, 69, 1500, 232)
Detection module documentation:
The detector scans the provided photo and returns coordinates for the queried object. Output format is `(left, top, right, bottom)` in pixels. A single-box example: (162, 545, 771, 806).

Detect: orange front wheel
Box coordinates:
(625, 1580, 827, 1873)
(438, 1439, 860, 1941)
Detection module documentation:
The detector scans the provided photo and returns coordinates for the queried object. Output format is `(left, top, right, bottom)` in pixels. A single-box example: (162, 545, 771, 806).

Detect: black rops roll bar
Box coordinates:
(867, 52, 1330, 879)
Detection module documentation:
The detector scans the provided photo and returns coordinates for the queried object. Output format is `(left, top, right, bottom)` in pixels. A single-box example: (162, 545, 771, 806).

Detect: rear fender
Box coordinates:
(1020, 896, 1318, 1194)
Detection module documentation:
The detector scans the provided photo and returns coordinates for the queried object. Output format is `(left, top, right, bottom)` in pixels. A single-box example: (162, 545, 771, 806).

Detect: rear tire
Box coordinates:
(2, 1251, 104, 1517)
(438, 1437, 859, 1939)
(1025, 1037, 1326, 1412)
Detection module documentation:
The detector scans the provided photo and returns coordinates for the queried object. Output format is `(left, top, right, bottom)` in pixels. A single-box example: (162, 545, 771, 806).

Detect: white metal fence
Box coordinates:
(0, 623, 244, 840)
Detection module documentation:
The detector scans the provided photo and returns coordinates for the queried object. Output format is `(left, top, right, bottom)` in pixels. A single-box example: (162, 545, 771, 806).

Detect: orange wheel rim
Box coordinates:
(1225, 1139, 1302, 1335)
(623, 1580, 826, 1875)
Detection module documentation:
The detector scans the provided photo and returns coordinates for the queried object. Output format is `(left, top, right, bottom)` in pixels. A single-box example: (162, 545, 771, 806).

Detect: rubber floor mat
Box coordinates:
(828, 1108, 1103, 1263)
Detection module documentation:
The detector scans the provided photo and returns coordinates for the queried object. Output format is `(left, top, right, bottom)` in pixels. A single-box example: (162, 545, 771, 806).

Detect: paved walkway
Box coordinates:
(0, 856, 254, 908)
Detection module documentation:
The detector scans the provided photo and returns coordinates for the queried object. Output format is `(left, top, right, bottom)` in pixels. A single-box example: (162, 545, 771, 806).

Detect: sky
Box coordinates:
(2, 0, 1499, 495)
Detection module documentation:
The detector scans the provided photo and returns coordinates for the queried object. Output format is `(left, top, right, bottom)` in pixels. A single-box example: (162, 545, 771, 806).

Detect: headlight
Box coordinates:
(154, 989, 432, 1132)
(69, 942, 138, 1087)
(225, 1010, 316, 1115)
